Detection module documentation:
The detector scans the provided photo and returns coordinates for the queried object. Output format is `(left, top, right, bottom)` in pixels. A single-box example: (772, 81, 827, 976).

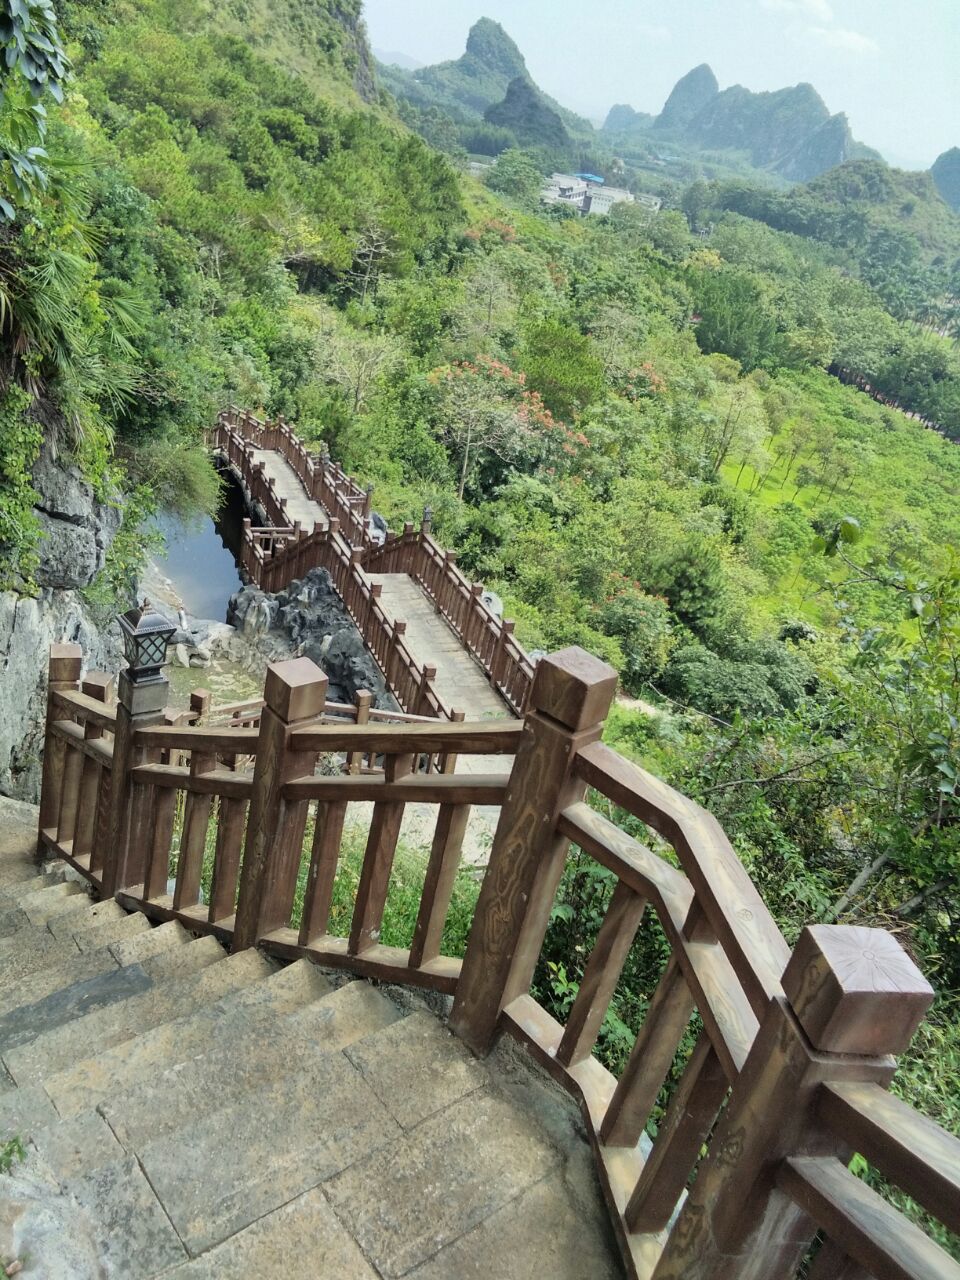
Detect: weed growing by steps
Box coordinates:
(0, 1136, 25, 1174)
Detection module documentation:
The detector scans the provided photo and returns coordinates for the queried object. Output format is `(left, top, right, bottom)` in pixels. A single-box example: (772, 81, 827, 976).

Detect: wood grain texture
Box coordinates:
(409, 802, 471, 969)
(298, 800, 347, 944)
(625, 1033, 727, 1233)
(782, 925, 934, 1055)
(601, 958, 695, 1147)
(208, 796, 247, 922)
(38, 645, 81, 834)
(575, 739, 789, 1018)
(818, 1081, 960, 1235)
(557, 881, 647, 1068)
(173, 752, 216, 910)
(778, 1156, 960, 1280)
(289, 720, 522, 755)
(144, 787, 177, 901)
(348, 754, 413, 954)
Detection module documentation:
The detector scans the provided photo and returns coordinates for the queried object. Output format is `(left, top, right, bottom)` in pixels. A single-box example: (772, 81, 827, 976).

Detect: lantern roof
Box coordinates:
(118, 599, 176, 639)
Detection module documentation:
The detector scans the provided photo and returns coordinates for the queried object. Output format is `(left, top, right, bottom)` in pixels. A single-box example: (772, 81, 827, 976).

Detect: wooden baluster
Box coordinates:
(298, 799, 348, 944)
(409, 798, 470, 969)
(38, 643, 82, 849)
(600, 957, 696, 1145)
(489, 619, 515, 691)
(437, 708, 464, 774)
(466, 583, 483, 654)
(624, 1031, 728, 1232)
(417, 663, 437, 718)
(173, 752, 217, 909)
(348, 690, 372, 774)
(144, 785, 177, 901)
(72, 673, 114, 864)
(556, 880, 648, 1068)
(233, 658, 328, 949)
(451, 647, 618, 1055)
(348, 752, 415, 955)
(651, 926, 934, 1280)
(208, 787, 247, 921)
(101, 665, 169, 897)
(805, 1241, 870, 1280)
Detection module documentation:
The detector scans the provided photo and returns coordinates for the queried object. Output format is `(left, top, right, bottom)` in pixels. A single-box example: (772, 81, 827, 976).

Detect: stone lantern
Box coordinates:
(118, 599, 176, 686)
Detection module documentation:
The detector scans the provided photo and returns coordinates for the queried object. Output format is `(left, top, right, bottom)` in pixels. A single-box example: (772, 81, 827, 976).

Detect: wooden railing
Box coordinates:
(208, 407, 536, 716)
(38, 642, 960, 1280)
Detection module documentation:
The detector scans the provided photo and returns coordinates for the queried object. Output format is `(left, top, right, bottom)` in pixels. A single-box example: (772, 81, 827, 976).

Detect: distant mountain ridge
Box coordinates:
(375, 18, 594, 138)
(932, 148, 960, 212)
(604, 63, 878, 182)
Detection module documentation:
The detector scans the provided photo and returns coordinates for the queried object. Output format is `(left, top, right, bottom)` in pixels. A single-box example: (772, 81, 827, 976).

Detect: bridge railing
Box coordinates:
(211, 407, 537, 715)
(366, 521, 535, 715)
(37, 642, 959, 1280)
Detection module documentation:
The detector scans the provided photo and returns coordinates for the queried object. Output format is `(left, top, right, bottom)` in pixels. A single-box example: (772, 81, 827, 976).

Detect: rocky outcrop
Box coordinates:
(0, 590, 121, 800)
(932, 147, 960, 211)
(484, 76, 570, 150)
(31, 444, 122, 590)
(0, 439, 124, 802)
(227, 569, 397, 709)
(653, 63, 719, 132)
(602, 103, 652, 134)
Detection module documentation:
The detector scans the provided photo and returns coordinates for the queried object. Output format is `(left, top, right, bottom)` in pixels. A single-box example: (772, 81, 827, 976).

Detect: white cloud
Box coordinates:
(761, 0, 833, 20)
(807, 24, 880, 55)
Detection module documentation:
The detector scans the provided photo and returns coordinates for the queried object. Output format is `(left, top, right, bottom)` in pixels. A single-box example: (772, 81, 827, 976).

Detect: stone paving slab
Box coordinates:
(0, 945, 121, 1021)
(0, 963, 153, 1056)
(72, 908, 152, 952)
(406, 1173, 624, 1280)
(164, 1187, 379, 1280)
(104, 979, 399, 1151)
(246, 446, 328, 531)
(139, 1051, 400, 1255)
(108, 918, 193, 966)
(4, 944, 269, 1086)
(344, 1010, 488, 1130)
(45, 897, 129, 939)
(65, 1153, 188, 1278)
(0, 1083, 58, 1141)
(44, 957, 323, 1120)
(32, 1109, 124, 1180)
(0, 881, 86, 936)
(325, 1089, 559, 1278)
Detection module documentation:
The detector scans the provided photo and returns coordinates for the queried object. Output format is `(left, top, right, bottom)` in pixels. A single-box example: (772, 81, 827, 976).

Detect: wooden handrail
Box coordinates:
(35, 642, 954, 1280)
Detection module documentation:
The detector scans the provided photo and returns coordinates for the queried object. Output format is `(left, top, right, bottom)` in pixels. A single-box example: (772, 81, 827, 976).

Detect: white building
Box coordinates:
(541, 173, 638, 217)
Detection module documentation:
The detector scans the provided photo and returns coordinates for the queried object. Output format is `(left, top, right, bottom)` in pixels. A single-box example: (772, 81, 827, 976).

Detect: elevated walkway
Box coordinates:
(245, 444, 329, 532)
(0, 797, 622, 1279)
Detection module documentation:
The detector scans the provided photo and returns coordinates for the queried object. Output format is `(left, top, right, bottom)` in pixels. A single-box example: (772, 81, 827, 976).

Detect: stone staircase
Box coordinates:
(0, 797, 623, 1279)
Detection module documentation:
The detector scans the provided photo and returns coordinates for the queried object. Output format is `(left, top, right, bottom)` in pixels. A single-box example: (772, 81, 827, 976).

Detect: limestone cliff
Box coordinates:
(932, 147, 960, 212)
(0, 447, 122, 801)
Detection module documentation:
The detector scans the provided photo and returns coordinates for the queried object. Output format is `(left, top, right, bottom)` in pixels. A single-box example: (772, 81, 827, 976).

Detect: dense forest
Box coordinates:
(1, 0, 958, 1246)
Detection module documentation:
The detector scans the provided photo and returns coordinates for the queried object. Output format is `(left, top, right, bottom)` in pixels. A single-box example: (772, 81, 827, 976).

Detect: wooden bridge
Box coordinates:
(209, 407, 534, 721)
(17, 640, 960, 1280)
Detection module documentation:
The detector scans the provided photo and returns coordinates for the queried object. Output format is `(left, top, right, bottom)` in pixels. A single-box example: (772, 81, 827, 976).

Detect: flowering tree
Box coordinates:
(428, 356, 586, 499)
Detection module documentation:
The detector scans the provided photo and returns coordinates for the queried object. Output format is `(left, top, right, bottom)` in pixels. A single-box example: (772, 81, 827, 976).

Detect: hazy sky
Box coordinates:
(363, 0, 959, 169)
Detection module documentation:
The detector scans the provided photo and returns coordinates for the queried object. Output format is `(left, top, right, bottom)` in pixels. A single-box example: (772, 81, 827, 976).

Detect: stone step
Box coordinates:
(0, 880, 87, 936)
(3, 938, 266, 1087)
(0, 860, 54, 894)
(163, 1186, 378, 1279)
(0, 918, 191, 1021)
(103, 980, 403, 1151)
(137, 1048, 401, 1255)
(45, 896, 132, 940)
(0, 1082, 59, 1141)
(45, 957, 335, 1120)
(63, 1152, 188, 1278)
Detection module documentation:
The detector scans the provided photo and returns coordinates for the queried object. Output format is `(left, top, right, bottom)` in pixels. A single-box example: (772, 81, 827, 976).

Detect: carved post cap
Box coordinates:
(263, 657, 328, 723)
(355, 689, 373, 706)
(530, 646, 619, 732)
(82, 672, 114, 700)
(782, 924, 934, 1056)
(423, 664, 437, 679)
(49, 643, 82, 683)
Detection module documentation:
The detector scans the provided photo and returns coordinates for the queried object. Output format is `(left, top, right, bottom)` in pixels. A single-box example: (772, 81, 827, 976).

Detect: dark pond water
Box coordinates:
(153, 469, 248, 621)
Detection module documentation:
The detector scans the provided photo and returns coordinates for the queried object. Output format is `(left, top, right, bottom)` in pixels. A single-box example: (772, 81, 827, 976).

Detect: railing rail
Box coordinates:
(208, 407, 536, 716)
(36, 642, 959, 1280)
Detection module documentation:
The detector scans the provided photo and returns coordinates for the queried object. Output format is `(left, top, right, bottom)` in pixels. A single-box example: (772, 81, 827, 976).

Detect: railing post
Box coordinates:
(233, 657, 328, 950)
(420, 505, 432, 538)
(348, 690, 372, 774)
(650, 925, 934, 1280)
(450, 646, 618, 1054)
(189, 688, 211, 724)
(101, 665, 170, 897)
(37, 643, 82, 850)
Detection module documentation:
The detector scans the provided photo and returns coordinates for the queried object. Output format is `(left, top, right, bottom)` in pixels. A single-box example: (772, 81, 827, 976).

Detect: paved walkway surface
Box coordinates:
(0, 798, 625, 1280)
(368, 574, 511, 722)
(247, 446, 328, 531)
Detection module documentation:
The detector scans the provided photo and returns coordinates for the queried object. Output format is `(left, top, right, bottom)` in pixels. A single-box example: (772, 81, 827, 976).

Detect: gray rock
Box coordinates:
(0, 589, 121, 803)
(228, 568, 398, 708)
(31, 445, 122, 592)
(0, 1160, 107, 1280)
